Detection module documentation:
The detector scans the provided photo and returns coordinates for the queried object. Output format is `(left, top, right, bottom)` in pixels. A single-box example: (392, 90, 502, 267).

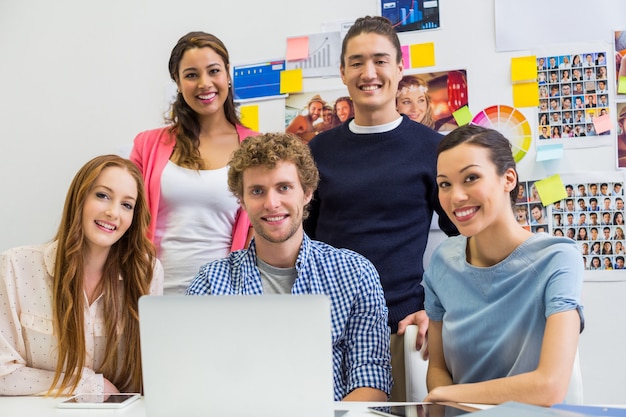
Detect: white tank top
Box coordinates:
(155, 161, 239, 294)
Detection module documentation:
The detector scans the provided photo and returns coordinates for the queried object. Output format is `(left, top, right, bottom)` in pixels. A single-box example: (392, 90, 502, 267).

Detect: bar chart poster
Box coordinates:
(380, 0, 440, 33)
(285, 32, 341, 78)
(233, 60, 285, 101)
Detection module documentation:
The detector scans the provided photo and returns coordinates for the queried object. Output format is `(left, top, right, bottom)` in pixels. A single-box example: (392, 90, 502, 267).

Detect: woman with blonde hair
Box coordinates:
(396, 75, 435, 129)
(0, 155, 163, 396)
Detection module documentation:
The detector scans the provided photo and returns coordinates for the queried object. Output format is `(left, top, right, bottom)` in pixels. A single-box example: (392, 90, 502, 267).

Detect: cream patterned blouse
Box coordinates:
(0, 241, 163, 395)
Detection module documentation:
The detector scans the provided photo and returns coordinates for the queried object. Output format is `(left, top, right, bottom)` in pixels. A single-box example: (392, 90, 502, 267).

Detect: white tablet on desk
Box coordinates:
(57, 393, 140, 409)
(369, 403, 480, 417)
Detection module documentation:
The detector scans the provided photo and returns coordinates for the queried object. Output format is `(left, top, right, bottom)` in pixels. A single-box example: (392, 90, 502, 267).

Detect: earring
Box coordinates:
(228, 81, 232, 88)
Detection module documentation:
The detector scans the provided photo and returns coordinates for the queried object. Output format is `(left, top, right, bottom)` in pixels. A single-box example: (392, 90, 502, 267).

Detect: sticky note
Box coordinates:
(401, 45, 410, 68)
(512, 82, 539, 107)
(239, 105, 259, 132)
(536, 143, 563, 162)
(619, 76, 626, 94)
(452, 106, 473, 126)
(280, 69, 303, 94)
(409, 42, 435, 68)
(593, 113, 612, 134)
(534, 174, 567, 206)
(286, 36, 309, 61)
(511, 56, 537, 83)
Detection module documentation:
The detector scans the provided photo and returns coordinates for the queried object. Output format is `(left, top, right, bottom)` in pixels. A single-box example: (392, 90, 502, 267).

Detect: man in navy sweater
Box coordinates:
(305, 15, 457, 401)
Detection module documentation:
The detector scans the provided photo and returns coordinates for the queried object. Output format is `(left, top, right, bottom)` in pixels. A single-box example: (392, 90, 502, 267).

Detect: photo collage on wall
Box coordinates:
(536, 52, 610, 140)
(517, 177, 625, 271)
(515, 180, 549, 234)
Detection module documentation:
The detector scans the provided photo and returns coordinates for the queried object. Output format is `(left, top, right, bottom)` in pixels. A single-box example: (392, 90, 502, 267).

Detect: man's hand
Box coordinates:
(396, 310, 429, 359)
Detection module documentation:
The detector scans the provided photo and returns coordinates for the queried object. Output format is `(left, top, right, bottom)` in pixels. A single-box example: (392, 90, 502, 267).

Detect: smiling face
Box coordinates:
(396, 84, 428, 123)
(307, 101, 323, 122)
(341, 32, 403, 124)
(176, 46, 229, 121)
(82, 166, 137, 257)
(436, 143, 516, 238)
(335, 99, 352, 122)
(241, 161, 312, 248)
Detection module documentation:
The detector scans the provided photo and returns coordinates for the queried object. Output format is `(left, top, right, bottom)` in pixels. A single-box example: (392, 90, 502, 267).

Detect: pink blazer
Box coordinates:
(129, 125, 258, 251)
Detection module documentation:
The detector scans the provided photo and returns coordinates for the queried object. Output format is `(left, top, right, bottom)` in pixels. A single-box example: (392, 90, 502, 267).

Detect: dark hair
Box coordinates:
(333, 96, 355, 122)
(437, 125, 518, 207)
(167, 31, 241, 169)
(340, 16, 402, 68)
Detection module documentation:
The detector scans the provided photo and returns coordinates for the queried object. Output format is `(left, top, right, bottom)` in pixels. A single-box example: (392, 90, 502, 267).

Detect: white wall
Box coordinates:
(1, 0, 624, 404)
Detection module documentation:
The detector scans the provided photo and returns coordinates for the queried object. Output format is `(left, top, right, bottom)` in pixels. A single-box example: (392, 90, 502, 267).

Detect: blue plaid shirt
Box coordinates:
(187, 234, 392, 400)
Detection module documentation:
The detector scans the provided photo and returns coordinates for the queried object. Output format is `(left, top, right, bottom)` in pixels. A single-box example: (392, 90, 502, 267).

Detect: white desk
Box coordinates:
(0, 397, 493, 417)
(0, 397, 396, 417)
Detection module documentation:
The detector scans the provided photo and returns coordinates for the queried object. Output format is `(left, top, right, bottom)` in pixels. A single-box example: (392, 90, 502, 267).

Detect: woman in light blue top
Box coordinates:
(423, 125, 584, 406)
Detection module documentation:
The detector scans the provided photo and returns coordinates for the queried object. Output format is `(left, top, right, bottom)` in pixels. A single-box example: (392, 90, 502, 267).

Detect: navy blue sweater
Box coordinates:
(305, 116, 458, 332)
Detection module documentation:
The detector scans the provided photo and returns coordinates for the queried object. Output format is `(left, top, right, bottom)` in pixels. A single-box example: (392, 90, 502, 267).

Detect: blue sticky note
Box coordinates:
(536, 143, 563, 162)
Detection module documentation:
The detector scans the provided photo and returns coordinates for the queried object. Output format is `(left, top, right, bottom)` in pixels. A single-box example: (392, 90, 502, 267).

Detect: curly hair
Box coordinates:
(228, 132, 319, 218)
(50, 155, 156, 395)
(166, 31, 241, 169)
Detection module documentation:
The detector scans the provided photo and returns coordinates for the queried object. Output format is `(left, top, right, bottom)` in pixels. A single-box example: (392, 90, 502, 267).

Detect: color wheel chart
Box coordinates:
(470, 105, 532, 163)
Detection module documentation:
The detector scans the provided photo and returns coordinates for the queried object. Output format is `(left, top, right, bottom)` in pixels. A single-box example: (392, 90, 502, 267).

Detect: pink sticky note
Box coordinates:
(592, 113, 612, 134)
(401, 45, 410, 68)
(286, 36, 309, 61)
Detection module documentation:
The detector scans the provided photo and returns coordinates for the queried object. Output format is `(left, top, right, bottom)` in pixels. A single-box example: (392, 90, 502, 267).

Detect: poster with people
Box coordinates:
(396, 69, 468, 133)
(536, 51, 611, 141)
(284, 68, 468, 143)
(539, 173, 626, 275)
(517, 174, 626, 274)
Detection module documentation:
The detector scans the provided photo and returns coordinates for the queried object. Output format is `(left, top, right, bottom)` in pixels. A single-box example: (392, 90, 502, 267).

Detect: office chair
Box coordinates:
(404, 324, 429, 401)
(564, 348, 584, 404)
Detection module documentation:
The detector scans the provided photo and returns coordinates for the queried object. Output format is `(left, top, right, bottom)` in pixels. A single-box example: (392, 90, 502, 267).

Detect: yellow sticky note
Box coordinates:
(511, 56, 537, 83)
(512, 82, 539, 107)
(593, 113, 612, 134)
(619, 76, 626, 94)
(239, 105, 259, 132)
(286, 36, 309, 61)
(409, 42, 435, 68)
(452, 106, 473, 126)
(280, 69, 303, 94)
(534, 174, 568, 207)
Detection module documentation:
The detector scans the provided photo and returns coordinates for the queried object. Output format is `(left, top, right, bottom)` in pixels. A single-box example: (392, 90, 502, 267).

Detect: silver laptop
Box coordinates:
(139, 294, 334, 417)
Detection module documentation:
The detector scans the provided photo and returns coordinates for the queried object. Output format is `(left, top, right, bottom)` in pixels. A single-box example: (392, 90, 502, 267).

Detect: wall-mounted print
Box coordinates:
(545, 172, 626, 275)
(471, 105, 531, 163)
(285, 89, 352, 144)
(379, 0, 440, 33)
(536, 51, 610, 141)
(284, 68, 467, 144)
(397, 69, 468, 133)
